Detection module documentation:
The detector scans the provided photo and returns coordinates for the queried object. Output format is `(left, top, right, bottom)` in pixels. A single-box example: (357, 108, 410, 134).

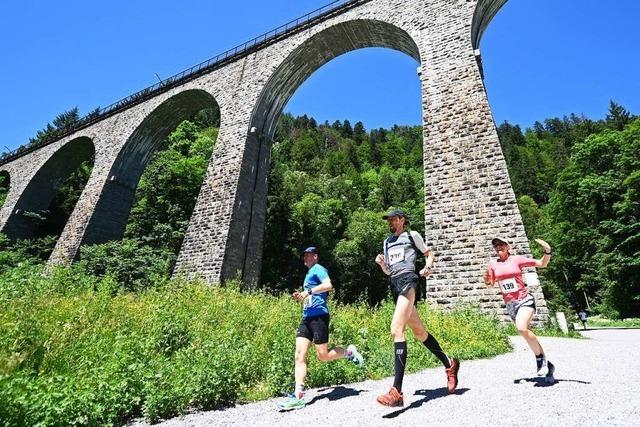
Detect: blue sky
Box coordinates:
(0, 0, 638, 152)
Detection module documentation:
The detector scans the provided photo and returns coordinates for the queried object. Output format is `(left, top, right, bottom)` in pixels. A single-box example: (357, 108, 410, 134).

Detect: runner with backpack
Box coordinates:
(374, 209, 460, 407)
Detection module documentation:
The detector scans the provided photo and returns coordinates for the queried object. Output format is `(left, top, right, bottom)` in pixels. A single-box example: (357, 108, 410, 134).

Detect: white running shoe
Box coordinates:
(346, 344, 364, 368)
(536, 355, 547, 376)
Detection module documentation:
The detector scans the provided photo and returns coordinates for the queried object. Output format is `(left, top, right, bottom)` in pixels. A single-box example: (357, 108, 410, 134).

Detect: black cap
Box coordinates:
(382, 208, 409, 224)
(303, 246, 319, 254)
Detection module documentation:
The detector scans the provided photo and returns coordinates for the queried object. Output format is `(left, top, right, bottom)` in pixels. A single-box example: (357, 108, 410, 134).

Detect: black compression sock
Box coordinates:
(393, 341, 407, 392)
(423, 334, 451, 368)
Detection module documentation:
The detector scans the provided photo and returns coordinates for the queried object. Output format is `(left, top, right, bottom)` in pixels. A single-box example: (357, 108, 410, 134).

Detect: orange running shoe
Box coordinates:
(446, 358, 460, 393)
(376, 386, 404, 407)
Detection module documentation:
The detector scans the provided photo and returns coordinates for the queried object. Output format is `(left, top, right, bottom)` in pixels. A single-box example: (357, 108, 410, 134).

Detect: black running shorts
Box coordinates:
(390, 272, 420, 303)
(506, 294, 536, 321)
(296, 314, 330, 344)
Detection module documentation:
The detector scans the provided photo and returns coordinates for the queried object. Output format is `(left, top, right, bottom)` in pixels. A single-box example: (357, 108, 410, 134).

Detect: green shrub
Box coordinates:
(0, 233, 54, 274)
(77, 239, 174, 292)
(586, 316, 640, 328)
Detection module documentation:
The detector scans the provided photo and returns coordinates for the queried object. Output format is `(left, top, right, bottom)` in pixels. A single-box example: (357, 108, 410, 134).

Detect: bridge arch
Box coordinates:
(238, 18, 422, 283)
(81, 88, 220, 247)
(471, 0, 508, 50)
(2, 136, 95, 242)
(251, 19, 421, 140)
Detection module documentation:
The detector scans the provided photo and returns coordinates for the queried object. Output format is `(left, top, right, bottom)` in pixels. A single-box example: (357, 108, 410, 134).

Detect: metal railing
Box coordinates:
(0, 0, 373, 166)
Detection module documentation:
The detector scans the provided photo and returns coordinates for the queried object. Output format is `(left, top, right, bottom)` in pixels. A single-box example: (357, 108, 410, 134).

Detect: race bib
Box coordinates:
(498, 278, 519, 293)
(303, 294, 312, 309)
(387, 246, 405, 265)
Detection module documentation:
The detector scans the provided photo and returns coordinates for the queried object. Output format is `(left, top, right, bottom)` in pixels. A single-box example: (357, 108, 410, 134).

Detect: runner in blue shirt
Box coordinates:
(277, 246, 364, 411)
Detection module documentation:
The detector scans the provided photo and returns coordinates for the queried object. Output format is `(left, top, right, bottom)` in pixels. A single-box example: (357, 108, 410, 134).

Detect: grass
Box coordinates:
(0, 264, 512, 426)
(584, 316, 640, 328)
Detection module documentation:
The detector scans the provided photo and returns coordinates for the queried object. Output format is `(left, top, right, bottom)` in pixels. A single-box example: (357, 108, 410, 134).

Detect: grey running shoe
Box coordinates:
(346, 344, 364, 367)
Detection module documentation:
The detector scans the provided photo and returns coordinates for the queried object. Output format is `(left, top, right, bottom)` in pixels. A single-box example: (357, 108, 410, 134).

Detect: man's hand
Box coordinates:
(375, 254, 391, 275)
(293, 291, 308, 302)
(419, 266, 432, 277)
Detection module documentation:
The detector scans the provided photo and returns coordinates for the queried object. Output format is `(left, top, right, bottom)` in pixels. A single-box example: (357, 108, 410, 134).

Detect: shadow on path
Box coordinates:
(307, 386, 367, 405)
(514, 377, 591, 387)
(382, 387, 469, 419)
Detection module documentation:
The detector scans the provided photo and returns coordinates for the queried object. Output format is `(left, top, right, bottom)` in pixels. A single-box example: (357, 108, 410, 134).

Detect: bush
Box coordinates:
(0, 234, 56, 273)
(77, 239, 175, 292)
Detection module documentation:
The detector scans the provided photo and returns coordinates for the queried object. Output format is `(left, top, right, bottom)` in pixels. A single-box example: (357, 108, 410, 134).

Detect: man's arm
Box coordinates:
(375, 254, 391, 275)
(293, 276, 333, 302)
(410, 231, 434, 277)
(419, 250, 435, 277)
(302, 278, 333, 299)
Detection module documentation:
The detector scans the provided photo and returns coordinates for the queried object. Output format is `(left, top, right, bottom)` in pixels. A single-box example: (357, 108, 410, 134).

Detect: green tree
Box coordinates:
(124, 120, 216, 254)
(606, 100, 632, 131)
(541, 119, 640, 317)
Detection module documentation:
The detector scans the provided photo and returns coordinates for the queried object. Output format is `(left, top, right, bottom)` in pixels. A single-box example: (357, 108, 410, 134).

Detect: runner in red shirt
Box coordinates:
(484, 236, 555, 380)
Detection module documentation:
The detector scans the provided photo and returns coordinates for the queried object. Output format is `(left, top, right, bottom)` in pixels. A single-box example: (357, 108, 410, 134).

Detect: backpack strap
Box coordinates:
(406, 231, 422, 255)
(406, 230, 427, 301)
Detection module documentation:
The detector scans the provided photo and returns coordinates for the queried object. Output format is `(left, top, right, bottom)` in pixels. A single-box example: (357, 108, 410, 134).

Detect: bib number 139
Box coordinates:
(499, 278, 518, 293)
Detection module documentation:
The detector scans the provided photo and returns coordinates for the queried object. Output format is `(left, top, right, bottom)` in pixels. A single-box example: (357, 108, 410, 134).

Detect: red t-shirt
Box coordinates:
(488, 255, 537, 302)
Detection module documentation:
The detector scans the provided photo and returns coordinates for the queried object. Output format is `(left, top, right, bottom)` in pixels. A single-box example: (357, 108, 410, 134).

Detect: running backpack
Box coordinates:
(406, 231, 428, 301)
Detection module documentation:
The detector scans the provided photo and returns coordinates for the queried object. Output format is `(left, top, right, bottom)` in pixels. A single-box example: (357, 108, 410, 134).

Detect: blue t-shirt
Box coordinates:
(302, 264, 330, 319)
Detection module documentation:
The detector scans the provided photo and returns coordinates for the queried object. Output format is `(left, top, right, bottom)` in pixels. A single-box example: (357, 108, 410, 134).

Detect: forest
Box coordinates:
(0, 102, 638, 318)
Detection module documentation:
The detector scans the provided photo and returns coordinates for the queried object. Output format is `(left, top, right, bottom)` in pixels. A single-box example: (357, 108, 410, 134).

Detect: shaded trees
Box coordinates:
(260, 114, 424, 305)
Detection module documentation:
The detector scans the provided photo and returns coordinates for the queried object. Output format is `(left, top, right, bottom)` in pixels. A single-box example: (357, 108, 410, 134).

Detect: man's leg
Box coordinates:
(314, 320, 363, 367)
(294, 337, 312, 398)
(390, 289, 414, 388)
(406, 307, 451, 367)
(315, 344, 345, 362)
(406, 304, 459, 392)
(377, 289, 414, 406)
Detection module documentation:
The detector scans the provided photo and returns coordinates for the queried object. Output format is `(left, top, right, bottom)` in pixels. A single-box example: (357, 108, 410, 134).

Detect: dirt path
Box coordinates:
(132, 329, 640, 426)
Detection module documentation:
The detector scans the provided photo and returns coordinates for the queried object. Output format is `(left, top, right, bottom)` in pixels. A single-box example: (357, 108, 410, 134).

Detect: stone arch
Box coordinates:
(238, 19, 422, 283)
(81, 88, 220, 246)
(471, 0, 509, 50)
(251, 19, 421, 139)
(2, 137, 95, 241)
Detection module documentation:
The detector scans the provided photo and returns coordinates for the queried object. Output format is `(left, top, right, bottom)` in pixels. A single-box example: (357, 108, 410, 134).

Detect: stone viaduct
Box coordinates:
(0, 0, 547, 320)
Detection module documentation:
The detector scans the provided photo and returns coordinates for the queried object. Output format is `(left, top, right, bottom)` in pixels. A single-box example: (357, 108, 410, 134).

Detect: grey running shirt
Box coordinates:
(383, 231, 429, 277)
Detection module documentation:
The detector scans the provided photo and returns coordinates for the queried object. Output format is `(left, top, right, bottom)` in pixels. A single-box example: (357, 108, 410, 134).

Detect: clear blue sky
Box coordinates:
(0, 0, 638, 152)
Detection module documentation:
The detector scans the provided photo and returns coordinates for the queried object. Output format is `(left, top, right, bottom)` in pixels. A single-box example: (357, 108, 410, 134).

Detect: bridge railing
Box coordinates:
(0, 0, 371, 166)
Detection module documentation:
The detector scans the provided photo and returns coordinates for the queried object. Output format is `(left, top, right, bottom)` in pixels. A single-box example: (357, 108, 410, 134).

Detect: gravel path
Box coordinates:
(133, 329, 640, 426)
